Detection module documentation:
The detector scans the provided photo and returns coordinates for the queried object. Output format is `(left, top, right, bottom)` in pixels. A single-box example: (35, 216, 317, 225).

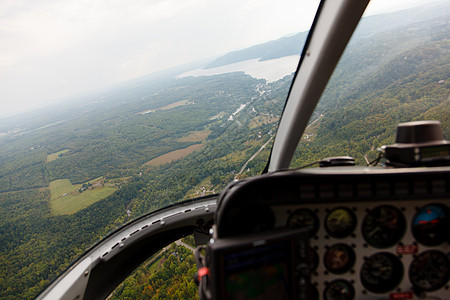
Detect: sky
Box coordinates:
(0, 0, 428, 117)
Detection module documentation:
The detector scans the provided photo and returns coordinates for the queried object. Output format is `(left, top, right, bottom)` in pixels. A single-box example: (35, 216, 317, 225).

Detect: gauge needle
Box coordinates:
(368, 226, 381, 237)
(334, 214, 345, 225)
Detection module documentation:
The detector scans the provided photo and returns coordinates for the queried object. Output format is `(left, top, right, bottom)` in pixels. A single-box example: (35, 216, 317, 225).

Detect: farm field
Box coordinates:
(138, 100, 191, 114)
(46, 149, 70, 162)
(49, 179, 81, 199)
(178, 130, 211, 142)
(49, 178, 117, 215)
(144, 144, 203, 167)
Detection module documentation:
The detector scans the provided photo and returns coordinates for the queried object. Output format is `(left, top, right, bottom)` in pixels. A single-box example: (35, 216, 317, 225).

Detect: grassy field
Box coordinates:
(178, 130, 211, 143)
(49, 178, 116, 215)
(138, 100, 191, 114)
(144, 144, 203, 167)
(249, 115, 279, 129)
(209, 111, 226, 120)
(49, 179, 81, 199)
(46, 149, 70, 162)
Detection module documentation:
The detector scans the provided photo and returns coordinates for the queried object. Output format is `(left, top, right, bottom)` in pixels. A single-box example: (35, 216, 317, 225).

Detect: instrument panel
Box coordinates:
(215, 166, 450, 299)
(275, 199, 449, 299)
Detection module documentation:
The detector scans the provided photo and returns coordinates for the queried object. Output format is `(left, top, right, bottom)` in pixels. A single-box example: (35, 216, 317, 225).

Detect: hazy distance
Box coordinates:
(0, 0, 428, 117)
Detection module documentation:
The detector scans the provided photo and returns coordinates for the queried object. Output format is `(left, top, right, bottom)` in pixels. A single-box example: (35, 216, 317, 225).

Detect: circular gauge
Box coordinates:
(360, 252, 403, 294)
(362, 205, 406, 248)
(287, 208, 319, 237)
(324, 279, 355, 300)
(412, 204, 449, 246)
(324, 244, 356, 274)
(325, 207, 357, 239)
(409, 250, 450, 292)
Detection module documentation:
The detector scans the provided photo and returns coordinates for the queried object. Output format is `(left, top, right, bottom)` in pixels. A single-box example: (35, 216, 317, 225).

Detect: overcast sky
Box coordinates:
(0, 0, 427, 117)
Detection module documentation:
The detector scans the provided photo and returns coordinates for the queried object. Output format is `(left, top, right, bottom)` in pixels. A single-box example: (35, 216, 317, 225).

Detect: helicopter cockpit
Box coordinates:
(36, 0, 449, 299)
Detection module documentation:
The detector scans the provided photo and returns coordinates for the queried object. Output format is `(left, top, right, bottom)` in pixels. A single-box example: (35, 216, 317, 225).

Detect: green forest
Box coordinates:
(110, 243, 198, 299)
(0, 5, 449, 299)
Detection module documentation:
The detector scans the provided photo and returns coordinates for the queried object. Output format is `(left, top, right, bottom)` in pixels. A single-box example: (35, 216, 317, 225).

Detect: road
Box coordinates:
(140, 239, 194, 271)
(176, 239, 195, 252)
(234, 113, 324, 179)
(235, 136, 273, 179)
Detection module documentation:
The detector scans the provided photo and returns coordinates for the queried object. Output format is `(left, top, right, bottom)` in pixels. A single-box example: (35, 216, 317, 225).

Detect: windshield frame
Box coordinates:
(267, 0, 370, 172)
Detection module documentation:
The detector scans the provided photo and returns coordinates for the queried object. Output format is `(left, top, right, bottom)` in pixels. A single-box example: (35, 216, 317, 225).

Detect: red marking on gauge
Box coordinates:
(395, 244, 418, 255)
(419, 219, 440, 224)
(389, 292, 413, 299)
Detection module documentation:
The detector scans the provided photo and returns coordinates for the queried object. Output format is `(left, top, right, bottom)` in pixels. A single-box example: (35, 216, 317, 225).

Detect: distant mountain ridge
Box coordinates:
(205, 1, 449, 69)
(204, 32, 308, 69)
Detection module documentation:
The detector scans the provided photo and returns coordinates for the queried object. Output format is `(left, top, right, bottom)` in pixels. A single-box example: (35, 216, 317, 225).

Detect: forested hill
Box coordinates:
(204, 31, 308, 69)
(352, 0, 449, 39)
(291, 14, 450, 167)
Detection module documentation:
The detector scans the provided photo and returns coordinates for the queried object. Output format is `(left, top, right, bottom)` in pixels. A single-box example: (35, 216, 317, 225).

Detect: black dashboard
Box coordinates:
(214, 166, 450, 299)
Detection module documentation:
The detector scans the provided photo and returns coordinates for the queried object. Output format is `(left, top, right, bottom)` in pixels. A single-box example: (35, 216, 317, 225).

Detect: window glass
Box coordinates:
(290, 0, 449, 168)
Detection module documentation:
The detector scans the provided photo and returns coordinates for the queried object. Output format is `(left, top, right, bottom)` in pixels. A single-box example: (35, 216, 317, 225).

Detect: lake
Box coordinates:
(177, 55, 300, 82)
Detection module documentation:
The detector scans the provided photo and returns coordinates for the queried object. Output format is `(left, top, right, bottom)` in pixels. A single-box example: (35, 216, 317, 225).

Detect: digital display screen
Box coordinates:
(223, 242, 291, 300)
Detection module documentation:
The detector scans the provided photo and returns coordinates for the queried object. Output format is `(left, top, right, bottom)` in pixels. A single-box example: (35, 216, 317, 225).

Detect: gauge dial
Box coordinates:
(360, 252, 403, 293)
(287, 208, 319, 237)
(324, 244, 355, 274)
(409, 250, 450, 292)
(325, 207, 357, 239)
(362, 205, 406, 248)
(324, 279, 355, 300)
(412, 204, 449, 246)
